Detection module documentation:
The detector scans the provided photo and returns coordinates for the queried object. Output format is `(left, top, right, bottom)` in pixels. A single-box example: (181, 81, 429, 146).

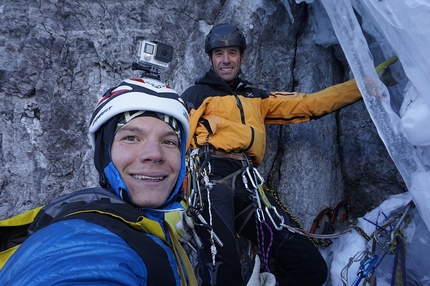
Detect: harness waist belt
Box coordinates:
(209, 149, 253, 165)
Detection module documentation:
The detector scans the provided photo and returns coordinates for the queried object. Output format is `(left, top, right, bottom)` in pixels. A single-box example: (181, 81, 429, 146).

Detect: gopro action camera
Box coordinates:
(136, 41, 174, 72)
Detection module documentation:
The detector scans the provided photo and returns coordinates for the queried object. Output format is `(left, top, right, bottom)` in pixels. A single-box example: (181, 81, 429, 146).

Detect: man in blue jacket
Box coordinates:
(0, 77, 196, 286)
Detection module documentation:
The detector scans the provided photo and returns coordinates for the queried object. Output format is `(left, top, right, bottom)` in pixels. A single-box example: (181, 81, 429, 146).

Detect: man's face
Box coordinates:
(111, 116, 181, 208)
(209, 46, 243, 83)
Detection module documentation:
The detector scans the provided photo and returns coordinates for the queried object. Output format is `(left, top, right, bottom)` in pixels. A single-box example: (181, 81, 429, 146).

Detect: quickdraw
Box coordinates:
(341, 250, 379, 286)
(242, 167, 285, 231)
(370, 200, 414, 256)
(241, 166, 285, 273)
(340, 200, 415, 286)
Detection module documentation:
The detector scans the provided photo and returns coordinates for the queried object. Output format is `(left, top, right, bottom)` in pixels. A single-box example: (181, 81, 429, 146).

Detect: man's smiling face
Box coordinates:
(110, 116, 181, 208)
(209, 46, 243, 83)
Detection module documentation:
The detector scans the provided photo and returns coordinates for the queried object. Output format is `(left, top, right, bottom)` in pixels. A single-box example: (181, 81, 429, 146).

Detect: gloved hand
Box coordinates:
(246, 255, 276, 286)
(376, 56, 399, 86)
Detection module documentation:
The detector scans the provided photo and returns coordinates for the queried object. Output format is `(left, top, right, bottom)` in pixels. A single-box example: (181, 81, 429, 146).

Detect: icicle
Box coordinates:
(320, 0, 430, 233)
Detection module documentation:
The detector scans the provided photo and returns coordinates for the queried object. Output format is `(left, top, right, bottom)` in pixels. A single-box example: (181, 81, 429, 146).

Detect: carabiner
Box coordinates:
(361, 255, 379, 276)
(250, 190, 264, 222)
(242, 167, 265, 222)
(251, 168, 265, 185)
(265, 206, 285, 230)
(243, 167, 258, 189)
(390, 200, 414, 243)
(256, 208, 265, 223)
(242, 170, 251, 192)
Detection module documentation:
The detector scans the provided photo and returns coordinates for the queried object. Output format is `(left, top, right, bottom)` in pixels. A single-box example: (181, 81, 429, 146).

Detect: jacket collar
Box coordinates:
(196, 69, 252, 91)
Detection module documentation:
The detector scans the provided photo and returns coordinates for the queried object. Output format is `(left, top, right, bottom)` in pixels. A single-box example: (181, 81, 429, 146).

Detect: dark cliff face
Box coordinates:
(0, 0, 404, 225)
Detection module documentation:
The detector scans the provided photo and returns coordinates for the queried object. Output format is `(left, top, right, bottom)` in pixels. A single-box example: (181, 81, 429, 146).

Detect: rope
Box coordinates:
(281, 223, 353, 240)
(391, 234, 407, 286)
(263, 185, 335, 247)
(342, 200, 414, 286)
(259, 220, 274, 273)
(252, 188, 263, 269)
(341, 250, 369, 286)
(204, 175, 217, 267)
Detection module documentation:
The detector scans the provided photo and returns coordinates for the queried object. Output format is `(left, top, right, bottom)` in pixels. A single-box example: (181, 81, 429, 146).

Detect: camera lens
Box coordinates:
(155, 43, 173, 63)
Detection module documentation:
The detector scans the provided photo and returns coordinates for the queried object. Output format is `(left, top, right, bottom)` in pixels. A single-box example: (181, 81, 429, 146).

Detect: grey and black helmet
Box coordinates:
(205, 23, 246, 54)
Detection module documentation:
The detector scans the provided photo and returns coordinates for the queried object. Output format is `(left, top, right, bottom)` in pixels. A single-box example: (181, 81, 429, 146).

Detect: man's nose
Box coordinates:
(139, 140, 165, 164)
(221, 52, 230, 63)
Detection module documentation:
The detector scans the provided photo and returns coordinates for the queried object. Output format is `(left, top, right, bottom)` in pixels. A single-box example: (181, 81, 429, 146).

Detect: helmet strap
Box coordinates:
(99, 173, 108, 188)
(119, 188, 132, 204)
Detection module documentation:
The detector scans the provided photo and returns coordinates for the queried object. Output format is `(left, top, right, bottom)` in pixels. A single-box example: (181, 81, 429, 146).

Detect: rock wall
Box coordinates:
(0, 0, 405, 231)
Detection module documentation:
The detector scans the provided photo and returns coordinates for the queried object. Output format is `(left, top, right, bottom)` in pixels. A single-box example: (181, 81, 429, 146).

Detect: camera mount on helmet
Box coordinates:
(132, 40, 174, 79)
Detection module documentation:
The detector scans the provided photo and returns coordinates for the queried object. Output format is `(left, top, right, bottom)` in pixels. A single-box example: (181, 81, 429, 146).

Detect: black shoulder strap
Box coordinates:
(63, 209, 176, 286)
(26, 189, 177, 285)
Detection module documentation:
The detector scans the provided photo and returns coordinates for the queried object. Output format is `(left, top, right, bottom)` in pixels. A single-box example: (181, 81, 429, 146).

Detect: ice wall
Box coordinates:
(311, 0, 430, 232)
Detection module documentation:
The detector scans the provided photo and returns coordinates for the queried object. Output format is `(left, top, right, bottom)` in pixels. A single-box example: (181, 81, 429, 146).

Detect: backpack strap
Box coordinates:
(0, 206, 43, 269)
(64, 209, 197, 286)
(164, 221, 198, 286)
(59, 209, 177, 285)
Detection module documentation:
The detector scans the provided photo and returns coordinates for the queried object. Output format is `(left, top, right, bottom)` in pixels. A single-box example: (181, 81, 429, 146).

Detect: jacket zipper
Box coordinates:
(234, 94, 246, 124)
(234, 83, 246, 124)
(234, 83, 254, 151)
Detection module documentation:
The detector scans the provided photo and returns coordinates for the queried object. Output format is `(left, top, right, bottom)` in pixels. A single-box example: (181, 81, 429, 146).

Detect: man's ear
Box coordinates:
(208, 54, 213, 67)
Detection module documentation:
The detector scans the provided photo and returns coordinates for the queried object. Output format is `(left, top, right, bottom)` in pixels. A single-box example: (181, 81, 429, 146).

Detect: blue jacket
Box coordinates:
(0, 188, 184, 285)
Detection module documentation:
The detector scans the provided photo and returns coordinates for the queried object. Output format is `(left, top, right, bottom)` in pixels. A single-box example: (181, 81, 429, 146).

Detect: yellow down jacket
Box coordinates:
(181, 70, 362, 167)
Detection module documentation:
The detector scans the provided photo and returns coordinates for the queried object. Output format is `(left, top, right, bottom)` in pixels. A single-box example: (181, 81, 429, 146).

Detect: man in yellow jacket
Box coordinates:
(181, 23, 362, 286)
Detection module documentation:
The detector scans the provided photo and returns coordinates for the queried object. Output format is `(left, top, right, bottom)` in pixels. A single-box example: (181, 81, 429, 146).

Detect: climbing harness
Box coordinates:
(185, 149, 223, 249)
(185, 146, 371, 283)
(340, 200, 415, 286)
(184, 147, 226, 284)
(186, 146, 286, 276)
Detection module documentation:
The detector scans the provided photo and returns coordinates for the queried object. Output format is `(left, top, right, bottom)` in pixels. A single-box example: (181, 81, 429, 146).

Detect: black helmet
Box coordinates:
(205, 23, 246, 54)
